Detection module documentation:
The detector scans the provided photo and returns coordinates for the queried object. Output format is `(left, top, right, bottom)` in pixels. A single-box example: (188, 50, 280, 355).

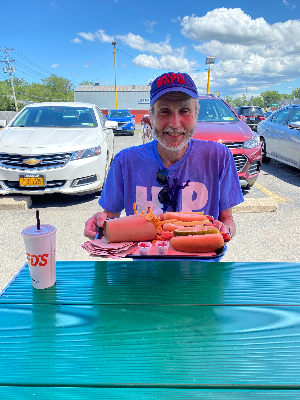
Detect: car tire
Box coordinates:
(260, 137, 271, 163)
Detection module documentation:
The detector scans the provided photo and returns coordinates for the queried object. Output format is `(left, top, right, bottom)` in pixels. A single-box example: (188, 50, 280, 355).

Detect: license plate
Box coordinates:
(19, 174, 46, 187)
(249, 117, 255, 120)
(117, 127, 122, 130)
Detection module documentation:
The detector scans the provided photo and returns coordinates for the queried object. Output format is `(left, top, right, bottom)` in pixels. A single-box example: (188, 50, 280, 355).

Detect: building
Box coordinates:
(74, 84, 151, 122)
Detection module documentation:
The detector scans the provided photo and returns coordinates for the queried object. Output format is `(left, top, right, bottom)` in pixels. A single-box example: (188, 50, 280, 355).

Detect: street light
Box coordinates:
(205, 56, 215, 94)
(112, 41, 118, 109)
(245, 77, 255, 106)
(286, 87, 295, 100)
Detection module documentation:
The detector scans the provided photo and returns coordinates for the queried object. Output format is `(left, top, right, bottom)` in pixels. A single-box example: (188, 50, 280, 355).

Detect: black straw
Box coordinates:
(36, 210, 41, 230)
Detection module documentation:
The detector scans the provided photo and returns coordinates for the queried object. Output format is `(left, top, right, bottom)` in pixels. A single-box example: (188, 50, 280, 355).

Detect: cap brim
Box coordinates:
(150, 87, 198, 106)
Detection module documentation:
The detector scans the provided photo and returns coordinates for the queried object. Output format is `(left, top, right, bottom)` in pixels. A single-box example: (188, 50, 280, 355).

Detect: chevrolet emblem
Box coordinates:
(23, 158, 42, 166)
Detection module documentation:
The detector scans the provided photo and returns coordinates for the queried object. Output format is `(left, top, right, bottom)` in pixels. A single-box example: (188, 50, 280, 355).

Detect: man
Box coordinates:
(84, 72, 244, 243)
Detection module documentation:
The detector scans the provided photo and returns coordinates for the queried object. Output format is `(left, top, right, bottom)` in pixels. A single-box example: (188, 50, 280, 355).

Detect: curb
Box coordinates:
(233, 197, 278, 213)
(0, 196, 32, 210)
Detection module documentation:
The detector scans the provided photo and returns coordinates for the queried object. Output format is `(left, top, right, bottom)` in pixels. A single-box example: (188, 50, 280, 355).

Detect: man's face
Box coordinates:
(151, 93, 198, 151)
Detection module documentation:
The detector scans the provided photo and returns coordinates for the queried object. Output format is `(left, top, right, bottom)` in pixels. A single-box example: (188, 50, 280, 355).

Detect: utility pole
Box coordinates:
(0, 48, 18, 112)
(112, 41, 118, 109)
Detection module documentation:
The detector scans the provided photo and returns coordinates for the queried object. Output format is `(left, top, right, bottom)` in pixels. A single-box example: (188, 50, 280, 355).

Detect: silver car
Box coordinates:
(0, 102, 116, 195)
(258, 104, 300, 168)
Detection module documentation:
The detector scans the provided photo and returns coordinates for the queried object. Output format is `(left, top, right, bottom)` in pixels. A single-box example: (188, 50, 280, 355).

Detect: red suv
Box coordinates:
(194, 96, 262, 188)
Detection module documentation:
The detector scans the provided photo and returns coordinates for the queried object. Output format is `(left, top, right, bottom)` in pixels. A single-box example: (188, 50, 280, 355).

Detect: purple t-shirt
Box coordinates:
(99, 139, 244, 219)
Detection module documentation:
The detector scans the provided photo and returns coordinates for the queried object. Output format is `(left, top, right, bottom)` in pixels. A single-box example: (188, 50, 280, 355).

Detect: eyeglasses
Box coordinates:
(156, 168, 171, 206)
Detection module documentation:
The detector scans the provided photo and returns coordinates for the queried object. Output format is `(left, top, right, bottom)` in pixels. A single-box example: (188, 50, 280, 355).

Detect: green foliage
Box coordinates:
(80, 80, 93, 85)
(250, 96, 264, 108)
(260, 91, 282, 108)
(0, 75, 75, 109)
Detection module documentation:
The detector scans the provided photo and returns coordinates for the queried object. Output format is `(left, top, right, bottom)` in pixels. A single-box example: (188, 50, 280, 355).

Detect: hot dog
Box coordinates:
(163, 212, 209, 222)
(170, 233, 224, 253)
(103, 215, 157, 243)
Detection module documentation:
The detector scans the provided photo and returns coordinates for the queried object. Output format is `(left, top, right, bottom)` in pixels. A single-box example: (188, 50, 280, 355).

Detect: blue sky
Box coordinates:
(0, 0, 299, 98)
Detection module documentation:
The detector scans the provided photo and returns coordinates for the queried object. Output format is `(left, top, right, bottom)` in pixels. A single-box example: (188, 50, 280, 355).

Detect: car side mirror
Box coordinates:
(0, 119, 7, 128)
(105, 120, 118, 129)
(131, 115, 136, 118)
(289, 121, 300, 130)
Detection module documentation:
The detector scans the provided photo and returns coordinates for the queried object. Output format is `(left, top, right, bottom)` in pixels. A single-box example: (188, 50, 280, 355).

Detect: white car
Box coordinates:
(0, 102, 116, 195)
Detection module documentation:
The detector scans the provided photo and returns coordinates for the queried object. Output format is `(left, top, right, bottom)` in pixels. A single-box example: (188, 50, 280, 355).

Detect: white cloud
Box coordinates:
(180, 8, 300, 94)
(116, 33, 173, 55)
(71, 37, 82, 44)
(121, 63, 128, 68)
(50, 63, 59, 68)
(144, 20, 157, 33)
(94, 29, 114, 43)
(51, 2, 58, 8)
(71, 73, 78, 76)
(83, 61, 91, 68)
(132, 54, 197, 72)
(78, 32, 95, 41)
(171, 16, 181, 23)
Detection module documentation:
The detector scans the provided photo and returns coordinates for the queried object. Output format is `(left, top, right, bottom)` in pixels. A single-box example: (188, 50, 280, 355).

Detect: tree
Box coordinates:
(251, 96, 264, 108)
(292, 88, 300, 99)
(260, 91, 281, 108)
(80, 80, 93, 85)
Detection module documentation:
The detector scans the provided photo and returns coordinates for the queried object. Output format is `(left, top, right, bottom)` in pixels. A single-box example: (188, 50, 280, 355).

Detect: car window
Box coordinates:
(288, 108, 300, 123)
(109, 110, 131, 118)
(271, 109, 291, 125)
(238, 107, 264, 116)
(197, 99, 238, 122)
(11, 106, 98, 128)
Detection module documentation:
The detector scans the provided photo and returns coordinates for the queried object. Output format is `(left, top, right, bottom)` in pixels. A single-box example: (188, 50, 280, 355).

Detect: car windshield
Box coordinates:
(197, 99, 238, 123)
(109, 110, 131, 118)
(238, 107, 264, 116)
(11, 106, 98, 128)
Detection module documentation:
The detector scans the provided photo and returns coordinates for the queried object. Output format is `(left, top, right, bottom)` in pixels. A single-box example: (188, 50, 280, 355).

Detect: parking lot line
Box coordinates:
(254, 182, 292, 203)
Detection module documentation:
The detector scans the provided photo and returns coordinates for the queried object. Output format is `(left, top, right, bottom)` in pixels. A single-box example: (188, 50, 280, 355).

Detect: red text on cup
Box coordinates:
(26, 253, 49, 267)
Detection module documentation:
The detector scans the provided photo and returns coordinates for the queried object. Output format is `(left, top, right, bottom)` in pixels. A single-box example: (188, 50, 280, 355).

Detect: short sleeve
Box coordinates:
(98, 155, 125, 213)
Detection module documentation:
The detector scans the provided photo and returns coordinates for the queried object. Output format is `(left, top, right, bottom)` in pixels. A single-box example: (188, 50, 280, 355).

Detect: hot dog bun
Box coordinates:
(170, 233, 224, 253)
(103, 215, 157, 243)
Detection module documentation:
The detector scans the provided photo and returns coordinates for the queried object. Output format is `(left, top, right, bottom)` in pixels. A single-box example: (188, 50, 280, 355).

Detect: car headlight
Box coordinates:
(243, 136, 260, 149)
(71, 146, 101, 161)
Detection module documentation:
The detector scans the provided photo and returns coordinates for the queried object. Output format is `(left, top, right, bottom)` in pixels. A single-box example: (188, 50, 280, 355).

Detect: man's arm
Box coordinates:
(218, 208, 236, 237)
(84, 210, 121, 240)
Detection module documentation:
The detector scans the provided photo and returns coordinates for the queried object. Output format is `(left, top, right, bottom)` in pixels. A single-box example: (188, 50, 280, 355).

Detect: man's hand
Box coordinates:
(84, 212, 108, 240)
(218, 208, 236, 238)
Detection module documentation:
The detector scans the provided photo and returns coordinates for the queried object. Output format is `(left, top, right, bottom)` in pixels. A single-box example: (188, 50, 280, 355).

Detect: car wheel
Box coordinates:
(129, 131, 134, 136)
(260, 137, 271, 163)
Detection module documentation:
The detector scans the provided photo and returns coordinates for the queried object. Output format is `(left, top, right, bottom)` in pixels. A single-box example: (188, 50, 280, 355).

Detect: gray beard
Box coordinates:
(152, 123, 196, 152)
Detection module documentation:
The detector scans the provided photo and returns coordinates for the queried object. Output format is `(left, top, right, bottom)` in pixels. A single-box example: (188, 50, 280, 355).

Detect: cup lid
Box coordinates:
(21, 224, 56, 237)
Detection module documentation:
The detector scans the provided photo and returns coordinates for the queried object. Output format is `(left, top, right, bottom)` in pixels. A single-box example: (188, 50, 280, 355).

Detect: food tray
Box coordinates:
(127, 242, 226, 260)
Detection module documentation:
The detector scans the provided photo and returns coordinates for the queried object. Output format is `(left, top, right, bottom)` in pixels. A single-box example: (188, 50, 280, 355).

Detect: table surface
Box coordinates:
(1, 260, 300, 399)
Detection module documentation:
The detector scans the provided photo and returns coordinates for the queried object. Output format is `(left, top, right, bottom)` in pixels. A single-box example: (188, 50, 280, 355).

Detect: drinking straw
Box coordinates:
(36, 210, 41, 230)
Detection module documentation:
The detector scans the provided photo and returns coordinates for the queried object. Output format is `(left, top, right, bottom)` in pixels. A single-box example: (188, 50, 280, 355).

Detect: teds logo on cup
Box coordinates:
(26, 253, 49, 267)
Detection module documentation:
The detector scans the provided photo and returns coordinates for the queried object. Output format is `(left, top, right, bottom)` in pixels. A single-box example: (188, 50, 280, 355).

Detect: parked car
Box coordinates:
(258, 104, 300, 167)
(106, 109, 135, 136)
(0, 102, 116, 195)
(234, 106, 265, 131)
(194, 96, 262, 188)
(264, 111, 273, 119)
(141, 114, 153, 144)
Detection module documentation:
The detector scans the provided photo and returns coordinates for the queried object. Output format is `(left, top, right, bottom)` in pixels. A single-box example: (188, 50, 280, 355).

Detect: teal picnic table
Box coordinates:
(1, 260, 300, 399)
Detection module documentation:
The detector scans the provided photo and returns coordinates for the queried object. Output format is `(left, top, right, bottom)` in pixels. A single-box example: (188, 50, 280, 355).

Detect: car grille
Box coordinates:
(232, 154, 248, 172)
(2, 180, 66, 190)
(223, 142, 244, 149)
(118, 122, 127, 127)
(0, 152, 73, 170)
(247, 161, 260, 175)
